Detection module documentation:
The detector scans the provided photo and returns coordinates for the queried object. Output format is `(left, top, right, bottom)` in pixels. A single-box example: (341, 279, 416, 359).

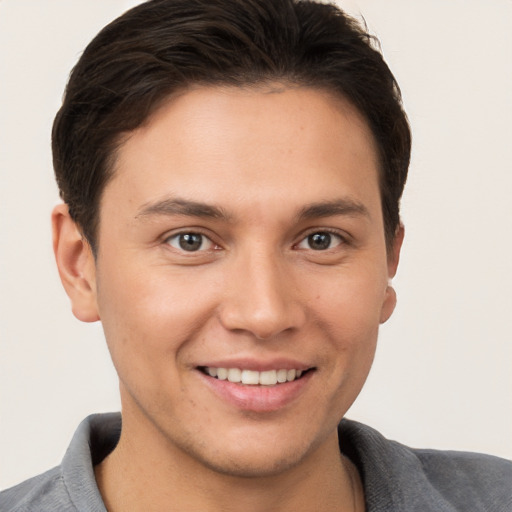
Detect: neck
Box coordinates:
(95, 413, 364, 512)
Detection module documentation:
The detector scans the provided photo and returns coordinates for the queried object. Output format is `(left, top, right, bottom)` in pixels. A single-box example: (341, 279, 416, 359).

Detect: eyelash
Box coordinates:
(294, 229, 347, 251)
(165, 231, 219, 253)
(164, 228, 348, 254)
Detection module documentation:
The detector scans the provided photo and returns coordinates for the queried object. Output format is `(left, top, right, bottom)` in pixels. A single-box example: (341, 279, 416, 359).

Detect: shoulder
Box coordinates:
(339, 419, 512, 511)
(0, 413, 120, 512)
(412, 447, 512, 508)
(0, 466, 76, 512)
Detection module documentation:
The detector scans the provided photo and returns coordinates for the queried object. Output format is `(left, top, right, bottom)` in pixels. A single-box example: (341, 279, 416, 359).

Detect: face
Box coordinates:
(60, 85, 401, 478)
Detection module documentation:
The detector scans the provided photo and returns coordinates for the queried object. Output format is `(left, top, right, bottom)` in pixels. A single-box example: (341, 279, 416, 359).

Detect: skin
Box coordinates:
(53, 85, 403, 512)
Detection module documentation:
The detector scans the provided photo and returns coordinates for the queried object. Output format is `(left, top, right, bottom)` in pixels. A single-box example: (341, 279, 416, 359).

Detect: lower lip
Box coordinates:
(198, 370, 313, 413)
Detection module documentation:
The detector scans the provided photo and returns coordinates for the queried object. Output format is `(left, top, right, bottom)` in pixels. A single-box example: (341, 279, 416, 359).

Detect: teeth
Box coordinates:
(276, 369, 287, 383)
(227, 368, 241, 382)
(217, 368, 228, 380)
(204, 367, 305, 385)
(241, 370, 259, 385)
(260, 370, 277, 386)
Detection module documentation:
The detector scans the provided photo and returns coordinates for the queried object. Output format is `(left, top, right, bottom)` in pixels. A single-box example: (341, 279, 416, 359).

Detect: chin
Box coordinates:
(174, 422, 330, 480)
(195, 445, 307, 479)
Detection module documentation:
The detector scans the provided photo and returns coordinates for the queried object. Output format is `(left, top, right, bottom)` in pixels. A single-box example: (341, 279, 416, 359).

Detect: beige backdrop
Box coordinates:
(1, 0, 511, 490)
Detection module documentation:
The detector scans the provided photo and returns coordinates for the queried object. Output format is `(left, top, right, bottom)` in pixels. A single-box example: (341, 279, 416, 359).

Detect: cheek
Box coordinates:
(95, 264, 218, 377)
(312, 268, 387, 331)
(308, 267, 386, 379)
(309, 284, 381, 420)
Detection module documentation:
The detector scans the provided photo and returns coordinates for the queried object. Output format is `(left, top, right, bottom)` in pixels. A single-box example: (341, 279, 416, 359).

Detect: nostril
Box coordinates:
(217, 269, 306, 339)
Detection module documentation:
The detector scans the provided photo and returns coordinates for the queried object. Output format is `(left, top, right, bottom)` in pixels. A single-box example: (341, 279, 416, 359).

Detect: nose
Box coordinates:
(218, 250, 306, 340)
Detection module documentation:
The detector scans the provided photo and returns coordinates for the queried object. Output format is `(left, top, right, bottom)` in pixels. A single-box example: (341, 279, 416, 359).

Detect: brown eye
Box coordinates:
(297, 231, 343, 251)
(308, 233, 331, 250)
(167, 232, 214, 252)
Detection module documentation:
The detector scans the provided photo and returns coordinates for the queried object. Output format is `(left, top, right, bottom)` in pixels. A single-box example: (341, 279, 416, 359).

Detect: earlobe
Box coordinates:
(52, 204, 100, 323)
(380, 224, 405, 324)
(380, 283, 397, 324)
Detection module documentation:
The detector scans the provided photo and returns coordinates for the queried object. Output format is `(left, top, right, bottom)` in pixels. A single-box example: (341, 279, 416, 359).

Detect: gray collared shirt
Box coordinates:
(1, 413, 511, 511)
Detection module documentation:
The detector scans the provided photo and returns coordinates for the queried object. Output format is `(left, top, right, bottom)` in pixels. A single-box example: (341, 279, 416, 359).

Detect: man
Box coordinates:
(1, 0, 510, 511)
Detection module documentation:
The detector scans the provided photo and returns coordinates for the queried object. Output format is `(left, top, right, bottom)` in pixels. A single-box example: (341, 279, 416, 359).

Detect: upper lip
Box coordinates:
(196, 358, 313, 372)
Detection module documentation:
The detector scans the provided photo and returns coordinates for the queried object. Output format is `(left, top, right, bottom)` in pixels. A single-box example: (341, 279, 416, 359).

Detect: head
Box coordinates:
(52, 0, 410, 255)
(51, 0, 410, 481)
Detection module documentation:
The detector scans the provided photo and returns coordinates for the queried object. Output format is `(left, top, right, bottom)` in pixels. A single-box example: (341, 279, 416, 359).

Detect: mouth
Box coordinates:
(198, 366, 312, 386)
(197, 364, 316, 412)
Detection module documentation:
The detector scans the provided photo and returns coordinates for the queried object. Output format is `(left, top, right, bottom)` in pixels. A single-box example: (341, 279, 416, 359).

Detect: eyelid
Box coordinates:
(160, 226, 350, 254)
(294, 228, 349, 250)
(163, 228, 221, 252)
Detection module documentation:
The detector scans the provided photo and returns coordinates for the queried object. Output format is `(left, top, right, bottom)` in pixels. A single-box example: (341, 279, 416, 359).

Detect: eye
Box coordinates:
(166, 232, 215, 252)
(297, 231, 344, 251)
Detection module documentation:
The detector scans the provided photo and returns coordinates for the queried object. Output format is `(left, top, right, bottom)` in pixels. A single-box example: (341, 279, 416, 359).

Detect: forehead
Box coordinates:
(104, 85, 381, 223)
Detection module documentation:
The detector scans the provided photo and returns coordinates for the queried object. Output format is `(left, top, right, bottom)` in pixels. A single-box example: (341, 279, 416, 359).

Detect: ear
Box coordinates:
(380, 224, 405, 324)
(52, 203, 100, 322)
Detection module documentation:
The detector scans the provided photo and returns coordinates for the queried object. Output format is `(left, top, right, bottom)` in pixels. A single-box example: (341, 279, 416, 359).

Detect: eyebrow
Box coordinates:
(297, 198, 370, 220)
(135, 196, 369, 223)
(135, 198, 231, 221)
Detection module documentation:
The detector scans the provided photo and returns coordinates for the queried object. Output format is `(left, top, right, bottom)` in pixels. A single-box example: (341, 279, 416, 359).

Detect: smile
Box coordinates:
(201, 367, 306, 386)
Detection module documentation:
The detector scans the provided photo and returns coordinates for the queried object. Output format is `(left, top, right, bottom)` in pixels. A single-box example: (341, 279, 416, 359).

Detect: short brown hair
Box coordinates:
(52, 0, 410, 251)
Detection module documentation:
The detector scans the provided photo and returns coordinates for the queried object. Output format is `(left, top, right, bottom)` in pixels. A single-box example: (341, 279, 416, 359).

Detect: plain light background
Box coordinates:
(1, 0, 511, 490)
